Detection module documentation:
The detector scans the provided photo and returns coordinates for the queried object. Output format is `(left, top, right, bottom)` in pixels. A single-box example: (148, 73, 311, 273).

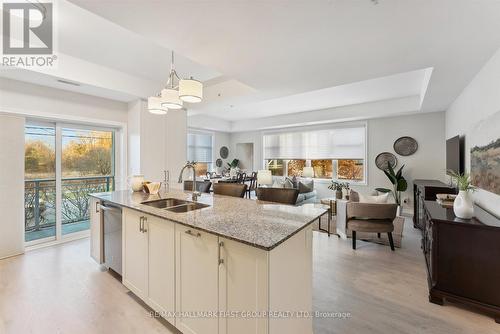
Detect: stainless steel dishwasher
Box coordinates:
(100, 202, 122, 276)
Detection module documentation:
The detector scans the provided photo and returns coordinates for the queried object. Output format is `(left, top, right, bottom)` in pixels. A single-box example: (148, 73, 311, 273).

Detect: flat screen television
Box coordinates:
(446, 135, 464, 175)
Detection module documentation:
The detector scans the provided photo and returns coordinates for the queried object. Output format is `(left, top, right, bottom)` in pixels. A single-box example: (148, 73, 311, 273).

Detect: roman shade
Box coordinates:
(263, 126, 366, 160)
(187, 132, 212, 163)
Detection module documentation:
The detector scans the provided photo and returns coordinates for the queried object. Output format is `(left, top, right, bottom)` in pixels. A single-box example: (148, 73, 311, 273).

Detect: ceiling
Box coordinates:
(3, 0, 500, 125)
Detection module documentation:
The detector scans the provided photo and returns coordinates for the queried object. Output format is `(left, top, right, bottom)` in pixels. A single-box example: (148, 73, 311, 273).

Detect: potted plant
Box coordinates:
(448, 170, 476, 219)
(328, 181, 344, 199)
(227, 159, 240, 177)
(375, 162, 408, 215)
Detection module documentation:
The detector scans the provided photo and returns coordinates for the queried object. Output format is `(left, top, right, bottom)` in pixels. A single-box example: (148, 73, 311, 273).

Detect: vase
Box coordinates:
(453, 190, 474, 219)
(335, 190, 343, 199)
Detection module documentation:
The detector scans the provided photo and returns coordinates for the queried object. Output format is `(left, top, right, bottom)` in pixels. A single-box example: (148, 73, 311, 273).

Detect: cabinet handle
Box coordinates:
(185, 229, 201, 237)
(95, 201, 100, 213)
(218, 241, 224, 266)
(142, 217, 148, 233)
(139, 217, 144, 233)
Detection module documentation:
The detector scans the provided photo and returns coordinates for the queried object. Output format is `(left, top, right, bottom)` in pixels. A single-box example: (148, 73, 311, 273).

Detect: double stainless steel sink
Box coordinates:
(141, 198, 209, 213)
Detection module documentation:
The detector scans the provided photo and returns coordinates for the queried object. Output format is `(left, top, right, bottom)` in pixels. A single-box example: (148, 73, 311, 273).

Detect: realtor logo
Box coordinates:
(3, 2, 53, 54)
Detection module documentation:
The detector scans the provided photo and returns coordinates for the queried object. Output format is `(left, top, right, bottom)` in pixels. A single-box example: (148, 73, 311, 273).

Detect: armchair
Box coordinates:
(346, 202, 398, 251)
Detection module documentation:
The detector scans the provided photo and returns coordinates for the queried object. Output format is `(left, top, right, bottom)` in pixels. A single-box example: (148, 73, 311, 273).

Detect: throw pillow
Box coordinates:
(350, 190, 360, 202)
(358, 192, 390, 204)
(298, 180, 314, 193)
(283, 178, 295, 189)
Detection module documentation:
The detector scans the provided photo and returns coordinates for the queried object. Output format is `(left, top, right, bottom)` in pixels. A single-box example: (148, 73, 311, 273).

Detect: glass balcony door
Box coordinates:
(25, 124, 57, 242)
(25, 123, 115, 245)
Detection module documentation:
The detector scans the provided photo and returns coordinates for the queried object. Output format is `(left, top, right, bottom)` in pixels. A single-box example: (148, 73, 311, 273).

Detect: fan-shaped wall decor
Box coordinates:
(375, 152, 398, 170)
(215, 158, 223, 168)
(220, 146, 229, 159)
(394, 136, 418, 156)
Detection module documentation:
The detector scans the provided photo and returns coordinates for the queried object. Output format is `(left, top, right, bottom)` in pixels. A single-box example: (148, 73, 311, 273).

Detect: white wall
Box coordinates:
(0, 115, 25, 259)
(0, 78, 128, 125)
(355, 112, 446, 213)
(226, 112, 446, 214)
(446, 47, 500, 217)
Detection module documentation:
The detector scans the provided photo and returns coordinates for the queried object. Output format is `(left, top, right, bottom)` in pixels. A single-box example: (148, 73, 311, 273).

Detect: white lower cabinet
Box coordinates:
(218, 238, 269, 334)
(123, 209, 176, 320)
(123, 209, 149, 299)
(122, 209, 313, 334)
(175, 226, 219, 334)
(89, 198, 102, 263)
(147, 215, 176, 323)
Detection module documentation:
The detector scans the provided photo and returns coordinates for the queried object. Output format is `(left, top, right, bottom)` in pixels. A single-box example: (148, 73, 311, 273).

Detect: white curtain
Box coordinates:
(187, 132, 213, 163)
(263, 126, 365, 160)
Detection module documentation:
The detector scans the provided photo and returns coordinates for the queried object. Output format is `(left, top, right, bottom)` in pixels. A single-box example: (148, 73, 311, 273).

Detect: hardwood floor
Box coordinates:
(0, 218, 497, 334)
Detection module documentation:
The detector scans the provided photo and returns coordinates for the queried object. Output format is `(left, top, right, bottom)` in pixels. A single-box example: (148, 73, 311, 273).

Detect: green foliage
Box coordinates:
(227, 159, 239, 169)
(328, 181, 350, 191)
(377, 162, 408, 205)
(447, 170, 476, 191)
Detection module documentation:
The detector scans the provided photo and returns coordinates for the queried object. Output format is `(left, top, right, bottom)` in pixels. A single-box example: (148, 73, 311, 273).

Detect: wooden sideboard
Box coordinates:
(421, 199, 500, 323)
(413, 179, 456, 230)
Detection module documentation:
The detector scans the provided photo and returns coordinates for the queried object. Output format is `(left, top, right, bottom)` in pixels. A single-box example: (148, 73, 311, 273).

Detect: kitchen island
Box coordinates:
(90, 189, 326, 334)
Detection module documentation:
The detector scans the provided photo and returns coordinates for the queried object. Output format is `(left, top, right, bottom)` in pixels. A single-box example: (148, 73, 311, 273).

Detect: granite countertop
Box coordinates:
(90, 189, 327, 251)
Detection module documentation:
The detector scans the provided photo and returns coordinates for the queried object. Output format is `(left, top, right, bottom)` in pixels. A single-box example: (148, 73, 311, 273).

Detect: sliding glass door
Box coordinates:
(25, 123, 115, 245)
(25, 125, 57, 242)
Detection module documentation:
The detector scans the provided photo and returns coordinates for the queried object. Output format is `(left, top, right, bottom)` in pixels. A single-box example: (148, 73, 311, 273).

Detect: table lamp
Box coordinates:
(257, 170, 273, 187)
(302, 167, 314, 178)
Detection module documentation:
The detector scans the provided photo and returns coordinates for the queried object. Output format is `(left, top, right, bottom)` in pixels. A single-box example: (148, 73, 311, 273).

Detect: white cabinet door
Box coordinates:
(123, 209, 148, 299)
(218, 238, 269, 334)
(175, 226, 219, 334)
(147, 215, 175, 324)
(89, 198, 102, 263)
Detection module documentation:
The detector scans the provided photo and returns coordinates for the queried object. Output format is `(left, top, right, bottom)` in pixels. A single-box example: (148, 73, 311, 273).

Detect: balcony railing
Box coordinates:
(24, 176, 114, 234)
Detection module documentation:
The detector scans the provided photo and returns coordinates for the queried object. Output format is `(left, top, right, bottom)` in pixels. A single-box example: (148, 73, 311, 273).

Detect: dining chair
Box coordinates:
(213, 183, 247, 198)
(246, 172, 257, 198)
(183, 180, 212, 193)
(236, 172, 247, 184)
(256, 187, 299, 205)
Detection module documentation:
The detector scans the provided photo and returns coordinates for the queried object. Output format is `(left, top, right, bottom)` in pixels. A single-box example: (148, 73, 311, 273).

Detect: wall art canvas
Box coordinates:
(470, 111, 500, 195)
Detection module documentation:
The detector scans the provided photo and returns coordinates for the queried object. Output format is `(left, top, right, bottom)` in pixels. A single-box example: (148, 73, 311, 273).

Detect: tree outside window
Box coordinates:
(287, 160, 306, 177)
(337, 159, 364, 181)
(311, 160, 333, 178)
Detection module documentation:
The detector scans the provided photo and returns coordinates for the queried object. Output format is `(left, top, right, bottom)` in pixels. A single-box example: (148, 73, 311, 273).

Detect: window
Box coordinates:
(287, 160, 306, 177)
(263, 125, 366, 182)
(337, 159, 364, 181)
(187, 131, 213, 177)
(311, 160, 333, 179)
(24, 124, 116, 244)
(266, 159, 284, 176)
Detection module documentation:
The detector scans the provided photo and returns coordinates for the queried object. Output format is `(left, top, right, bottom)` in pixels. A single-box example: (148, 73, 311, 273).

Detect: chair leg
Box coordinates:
(388, 232, 395, 251)
(352, 231, 356, 250)
(377, 232, 381, 238)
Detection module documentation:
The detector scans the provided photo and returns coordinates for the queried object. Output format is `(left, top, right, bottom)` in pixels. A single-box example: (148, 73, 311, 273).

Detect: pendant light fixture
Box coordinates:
(148, 50, 203, 114)
(179, 77, 203, 103)
(147, 95, 168, 115)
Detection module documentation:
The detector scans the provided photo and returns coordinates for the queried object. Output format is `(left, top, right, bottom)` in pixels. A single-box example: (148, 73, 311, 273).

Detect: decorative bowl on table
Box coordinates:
(143, 182, 162, 195)
(436, 193, 457, 201)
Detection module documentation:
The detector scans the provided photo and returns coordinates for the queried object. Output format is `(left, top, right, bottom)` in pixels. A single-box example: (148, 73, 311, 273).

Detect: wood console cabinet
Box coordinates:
(413, 179, 455, 230)
(422, 200, 500, 323)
